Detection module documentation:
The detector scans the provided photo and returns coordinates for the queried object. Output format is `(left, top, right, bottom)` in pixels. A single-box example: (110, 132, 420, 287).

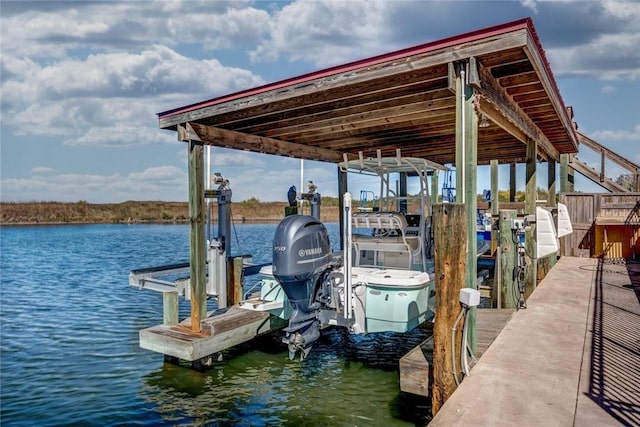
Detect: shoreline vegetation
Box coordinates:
(1, 190, 535, 226)
(0, 200, 341, 226)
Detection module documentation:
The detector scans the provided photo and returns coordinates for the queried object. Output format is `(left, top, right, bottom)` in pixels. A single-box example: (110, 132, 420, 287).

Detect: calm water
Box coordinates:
(0, 223, 430, 426)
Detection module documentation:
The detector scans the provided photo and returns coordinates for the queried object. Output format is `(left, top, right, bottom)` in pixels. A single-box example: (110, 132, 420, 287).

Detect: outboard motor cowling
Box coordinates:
(273, 215, 333, 359)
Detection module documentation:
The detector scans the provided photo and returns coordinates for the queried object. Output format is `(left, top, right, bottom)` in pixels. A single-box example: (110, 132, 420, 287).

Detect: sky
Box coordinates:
(1, 0, 639, 203)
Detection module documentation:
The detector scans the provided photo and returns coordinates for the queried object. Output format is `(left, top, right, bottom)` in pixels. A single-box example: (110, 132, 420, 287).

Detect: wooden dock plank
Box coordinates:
(140, 306, 286, 361)
(476, 309, 514, 357)
(399, 337, 433, 396)
(399, 308, 514, 397)
(428, 257, 607, 426)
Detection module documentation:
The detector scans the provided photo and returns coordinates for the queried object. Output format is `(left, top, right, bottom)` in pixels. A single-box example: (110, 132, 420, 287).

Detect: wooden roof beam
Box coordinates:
(161, 30, 527, 130)
(523, 34, 578, 152)
(471, 59, 558, 161)
(179, 122, 344, 163)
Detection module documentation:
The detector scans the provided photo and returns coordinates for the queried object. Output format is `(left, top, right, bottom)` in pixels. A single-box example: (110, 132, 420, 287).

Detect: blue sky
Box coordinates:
(1, 0, 639, 203)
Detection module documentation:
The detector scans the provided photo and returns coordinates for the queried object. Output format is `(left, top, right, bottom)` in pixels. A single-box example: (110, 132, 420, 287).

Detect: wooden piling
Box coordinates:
(548, 159, 557, 269)
(490, 160, 499, 307)
(431, 170, 439, 206)
(227, 256, 244, 306)
(432, 203, 467, 415)
(525, 139, 537, 299)
(560, 153, 574, 194)
(509, 162, 516, 202)
(163, 291, 179, 326)
(188, 140, 206, 332)
(499, 210, 517, 309)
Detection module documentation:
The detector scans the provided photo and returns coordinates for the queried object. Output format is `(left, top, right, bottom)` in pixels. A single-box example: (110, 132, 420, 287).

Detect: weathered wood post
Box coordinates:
(524, 139, 537, 299)
(509, 162, 517, 202)
(453, 60, 478, 353)
(431, 170, 439, 206)
(560, 153, 574, 194)
(188, 139, 207, 332)
(163, 291, 179, 325)
(490, 159, 499, 307)
(432, 203, 467, 415)
(547, 158, 557, 270)
(337, 166, 348, 250)
(499, 210, 517, 309)
(227, 256, 244, 306)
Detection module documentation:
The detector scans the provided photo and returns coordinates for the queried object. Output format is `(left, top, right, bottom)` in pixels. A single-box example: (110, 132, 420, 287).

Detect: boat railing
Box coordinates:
(351, 211, 421, 269)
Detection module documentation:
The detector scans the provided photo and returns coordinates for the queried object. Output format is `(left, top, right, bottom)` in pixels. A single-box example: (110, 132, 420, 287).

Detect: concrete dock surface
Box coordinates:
(429, 256, 640, 426)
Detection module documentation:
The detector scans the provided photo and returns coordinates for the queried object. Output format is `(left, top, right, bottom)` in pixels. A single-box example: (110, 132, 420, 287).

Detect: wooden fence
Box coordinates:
(560, 193, 640, 259)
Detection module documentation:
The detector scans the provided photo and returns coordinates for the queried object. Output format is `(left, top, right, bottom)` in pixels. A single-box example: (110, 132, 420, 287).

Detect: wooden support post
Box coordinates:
(548, 159, 557, 207)
(490, 160, 499, 217)
(163, 291, 179, 326)
(560, 154, 574, 193)
(600, 148, 606, 182)
(338, 166, 348, 250)
(490, 160, 499, 307)
(499, 210, 517, 309)
(548, 159, 557, 268)
(188, 140, 206, 332)
(431, 171, 439, 206)
(510, 162, 517, 202)
(454, 60, 478, 352)
(525, 139, 537, 299)
(432, 203, 467, 415)
(227, 256, 244, 306)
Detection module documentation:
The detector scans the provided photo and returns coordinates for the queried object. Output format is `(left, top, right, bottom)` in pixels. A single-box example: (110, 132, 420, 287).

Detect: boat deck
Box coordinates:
(429, 256, 640, 426)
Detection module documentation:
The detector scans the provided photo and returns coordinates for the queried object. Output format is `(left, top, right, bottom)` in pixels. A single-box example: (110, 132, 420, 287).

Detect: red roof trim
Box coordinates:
(158, 18, 533, 119)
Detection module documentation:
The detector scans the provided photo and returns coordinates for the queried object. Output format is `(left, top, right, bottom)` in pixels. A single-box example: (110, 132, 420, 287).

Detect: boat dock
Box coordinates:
(429, 256, 640, 426)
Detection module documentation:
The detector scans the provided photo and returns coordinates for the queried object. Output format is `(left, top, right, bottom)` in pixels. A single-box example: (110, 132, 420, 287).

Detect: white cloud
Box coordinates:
(63, 126, 177, 147)
(2, 46, 264, 105)
(0, 2, 270, 58)
(592, 124, 640, 141)
(210, 149, 266, 167)
(218, 158, 337, 202)
(601, 85, 617, 94)
(31, 167, 54, 174)
(1, 166, 187, 203)
(547, 31, 640, 80)
(250, 0, 392, 67)
(519, 0, 540, 13)
(1, 45, 264, 143)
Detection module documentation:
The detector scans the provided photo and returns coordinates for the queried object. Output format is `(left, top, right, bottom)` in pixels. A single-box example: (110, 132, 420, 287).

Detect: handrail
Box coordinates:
(573, 132, 640, 192)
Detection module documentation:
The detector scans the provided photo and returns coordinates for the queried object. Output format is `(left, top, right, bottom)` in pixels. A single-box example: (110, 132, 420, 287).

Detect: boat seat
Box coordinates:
(351, 212, 421, 268)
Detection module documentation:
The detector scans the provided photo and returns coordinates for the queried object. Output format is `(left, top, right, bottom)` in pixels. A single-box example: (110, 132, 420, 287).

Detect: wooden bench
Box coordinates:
(351, 212, 421, 268)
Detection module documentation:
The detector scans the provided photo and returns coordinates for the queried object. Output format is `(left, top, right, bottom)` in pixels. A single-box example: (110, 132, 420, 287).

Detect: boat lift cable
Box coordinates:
(229, 205, 242, 254)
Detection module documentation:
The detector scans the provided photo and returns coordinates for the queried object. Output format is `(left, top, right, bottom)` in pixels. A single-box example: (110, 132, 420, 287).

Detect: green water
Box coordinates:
(1, 223, 431, 426)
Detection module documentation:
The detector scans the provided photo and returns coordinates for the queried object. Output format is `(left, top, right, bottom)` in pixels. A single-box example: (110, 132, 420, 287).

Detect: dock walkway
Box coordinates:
(429, 256, 640, 426)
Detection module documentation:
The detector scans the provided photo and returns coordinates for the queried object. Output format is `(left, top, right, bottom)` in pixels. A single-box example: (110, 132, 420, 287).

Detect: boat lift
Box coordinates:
(129, 173, 264, 308)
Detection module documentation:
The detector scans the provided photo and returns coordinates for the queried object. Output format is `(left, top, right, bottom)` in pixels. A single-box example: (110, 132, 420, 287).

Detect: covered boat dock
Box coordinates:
(157, 17, 579, 326)
(149, 17, 599, 418)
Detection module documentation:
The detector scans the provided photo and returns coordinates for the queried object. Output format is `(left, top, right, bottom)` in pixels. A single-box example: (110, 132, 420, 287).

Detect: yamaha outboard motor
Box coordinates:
(273, 215, 333, 360)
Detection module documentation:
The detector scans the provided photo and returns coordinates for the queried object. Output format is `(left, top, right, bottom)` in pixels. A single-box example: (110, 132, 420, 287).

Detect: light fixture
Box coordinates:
(479, 114, 491, 128)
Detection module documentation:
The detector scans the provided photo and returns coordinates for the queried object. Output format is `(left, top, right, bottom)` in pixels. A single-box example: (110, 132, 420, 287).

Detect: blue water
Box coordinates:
(1, 224, 430, 426)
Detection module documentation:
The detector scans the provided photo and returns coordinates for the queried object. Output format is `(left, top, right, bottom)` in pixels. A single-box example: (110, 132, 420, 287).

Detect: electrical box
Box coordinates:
(459, 288, 481, 307)
(511, 219, 524, 230)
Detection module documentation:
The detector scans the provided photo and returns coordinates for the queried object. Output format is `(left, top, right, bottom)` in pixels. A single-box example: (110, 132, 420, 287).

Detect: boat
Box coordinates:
(241, 151, 449, 359)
